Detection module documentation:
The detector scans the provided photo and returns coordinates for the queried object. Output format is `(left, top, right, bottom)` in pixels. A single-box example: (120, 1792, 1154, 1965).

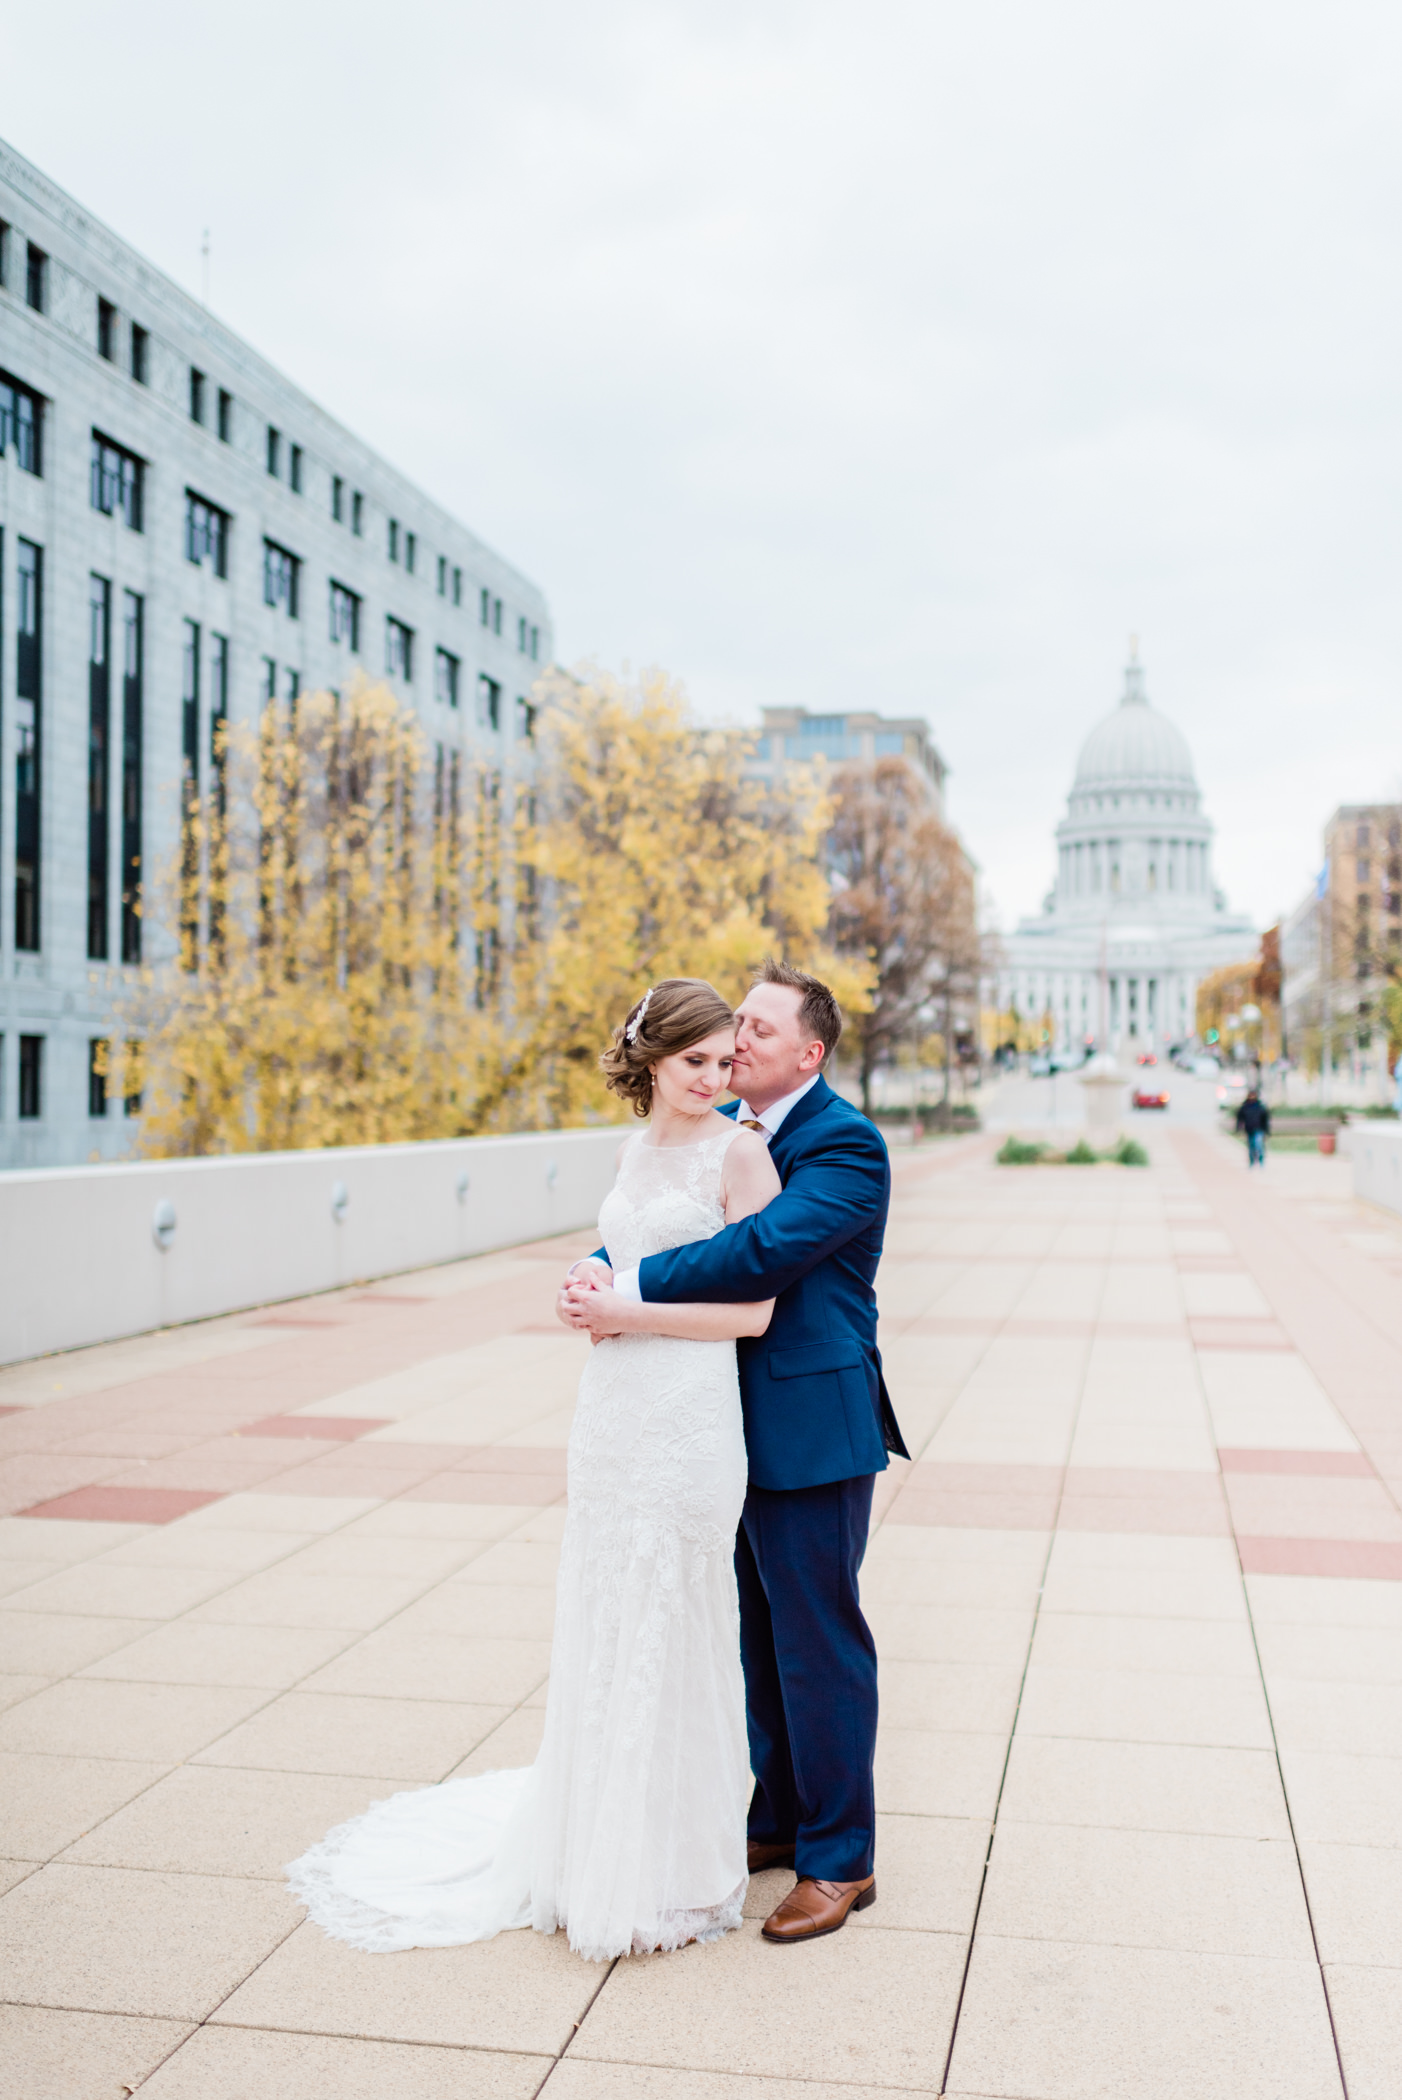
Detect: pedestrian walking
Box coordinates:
(1235, 1088, 1270, 1166)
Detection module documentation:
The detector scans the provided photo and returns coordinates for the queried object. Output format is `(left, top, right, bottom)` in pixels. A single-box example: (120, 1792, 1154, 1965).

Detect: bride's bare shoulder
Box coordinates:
(722, 1124, 782, 1210)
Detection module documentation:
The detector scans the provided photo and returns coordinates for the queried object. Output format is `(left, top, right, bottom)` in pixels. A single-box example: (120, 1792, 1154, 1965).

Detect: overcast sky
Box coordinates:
(9, 0, 1402, 931)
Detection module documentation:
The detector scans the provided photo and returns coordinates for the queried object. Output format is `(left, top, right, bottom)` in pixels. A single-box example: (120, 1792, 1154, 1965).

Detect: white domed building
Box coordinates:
(999, 651, 1256, 1054)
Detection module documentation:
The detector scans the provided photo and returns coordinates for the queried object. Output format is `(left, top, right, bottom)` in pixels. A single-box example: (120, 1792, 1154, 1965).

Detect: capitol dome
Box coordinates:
(1073, 659, 1197, 793)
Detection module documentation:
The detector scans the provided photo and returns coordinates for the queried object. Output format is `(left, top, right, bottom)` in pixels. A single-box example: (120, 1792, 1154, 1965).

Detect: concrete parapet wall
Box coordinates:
(1351, 1122, 1402, 1220)
(0, 1127, 623, 1366)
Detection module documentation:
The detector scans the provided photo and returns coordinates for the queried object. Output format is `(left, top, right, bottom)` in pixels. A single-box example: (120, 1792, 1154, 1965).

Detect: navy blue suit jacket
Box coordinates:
(616, 1076, 907, 1492)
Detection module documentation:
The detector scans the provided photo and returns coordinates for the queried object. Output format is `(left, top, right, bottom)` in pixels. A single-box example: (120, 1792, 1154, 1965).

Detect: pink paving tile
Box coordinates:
(0, 1457, 124, 1517)
(1219, 1449, 1375, 1477)
(20, 1484, 224, 1523)
(245, 1314, 349, 1329)
(884, 1489, 1060, 1530)
(905, 1461, 1065, 1495)
(1224, 1475, 1402, 1544)
(1066, 1467, 1224, 1502)
(0, 1407, 22, 1419)
(1239, 1536, 1402, 1581)
(1175, 1255, 1248, 1272)
(447, 1446, 571, 1476)
(905, 1318, 1002, 1337)
(1059, 1493, 1233, 1537)
(236, 1415, 391, 1441)
(104, 1454, 296, 1493)
(51, 1431, 209, 1460)
(1095, 1322, 1189, 1340)
(1190, 1319, 1294, 1351)
(349, 1293, 433, 1305)
(1005, 1319, 1098, 1340)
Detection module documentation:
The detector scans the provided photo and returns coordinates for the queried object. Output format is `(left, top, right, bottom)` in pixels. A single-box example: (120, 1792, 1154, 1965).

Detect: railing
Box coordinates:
(0, 1127, 622, 1367)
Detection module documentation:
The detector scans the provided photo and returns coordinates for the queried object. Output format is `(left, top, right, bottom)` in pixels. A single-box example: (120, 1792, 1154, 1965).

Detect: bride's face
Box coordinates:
(651, 1028, 737, 1120)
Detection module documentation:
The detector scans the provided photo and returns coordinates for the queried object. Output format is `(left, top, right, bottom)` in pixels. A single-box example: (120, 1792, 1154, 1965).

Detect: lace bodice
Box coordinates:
(598, 1121, 741, 1270)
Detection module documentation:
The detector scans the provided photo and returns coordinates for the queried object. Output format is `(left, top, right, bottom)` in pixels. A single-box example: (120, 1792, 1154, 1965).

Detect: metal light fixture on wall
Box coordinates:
(455, 1172, 470, 1204)
(545, 1160, 558, 1190)
(151, 1199, 177, 1251)
(330, 1181, 349, 1223)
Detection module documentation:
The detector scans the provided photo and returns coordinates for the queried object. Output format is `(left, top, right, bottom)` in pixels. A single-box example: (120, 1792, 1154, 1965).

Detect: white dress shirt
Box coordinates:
(613, 1074, 820, 1301)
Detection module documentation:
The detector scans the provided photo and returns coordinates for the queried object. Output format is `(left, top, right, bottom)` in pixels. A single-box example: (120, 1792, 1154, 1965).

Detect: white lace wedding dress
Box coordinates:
(287, 1121, 751, 1961)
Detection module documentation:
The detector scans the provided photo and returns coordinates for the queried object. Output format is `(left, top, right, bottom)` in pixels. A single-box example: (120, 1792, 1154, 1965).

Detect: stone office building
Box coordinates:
(0, 137, 552, 1168)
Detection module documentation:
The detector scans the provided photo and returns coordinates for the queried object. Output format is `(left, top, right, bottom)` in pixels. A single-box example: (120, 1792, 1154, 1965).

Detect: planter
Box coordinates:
(1317, 1133, 1336, 1155)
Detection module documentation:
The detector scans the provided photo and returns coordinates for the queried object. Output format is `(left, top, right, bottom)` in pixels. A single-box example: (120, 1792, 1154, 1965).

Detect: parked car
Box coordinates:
(1028, 1055, 1053, 1077)
(1191, 1056, 1221, 1078)
(1136, 1052, 1158, 1066)
(1049, 1050, 1086, 1072)
(1132, 1086, 1170, 1109)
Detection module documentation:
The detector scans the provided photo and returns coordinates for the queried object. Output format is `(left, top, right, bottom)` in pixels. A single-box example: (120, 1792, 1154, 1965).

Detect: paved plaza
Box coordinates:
(2, 1121, 1401, 2098)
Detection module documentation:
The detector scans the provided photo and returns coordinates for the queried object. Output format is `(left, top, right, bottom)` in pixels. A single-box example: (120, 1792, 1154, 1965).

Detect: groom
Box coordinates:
(561, 959, 905, 1945)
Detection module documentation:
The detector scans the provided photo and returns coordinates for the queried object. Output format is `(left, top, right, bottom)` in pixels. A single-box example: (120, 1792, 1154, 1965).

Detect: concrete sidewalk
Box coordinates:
(1, 1126, 1399, 2098)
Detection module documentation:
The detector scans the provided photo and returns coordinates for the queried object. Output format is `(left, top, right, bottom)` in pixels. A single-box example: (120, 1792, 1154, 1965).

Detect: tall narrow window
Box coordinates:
(209, 634, 229, 819)
(91, 433, 144, 531)
(185, 491, 229, 576)
(437, 554, 447, 596)
(121, 591, 144, 964)
(0, 221, 8, 286)
(1, 374, 43, 475)
(15, 540, 42, 952)
(290, 443, 303, 493)
(266, 426, 281, 476)
(25, 244, 45, 313)
(329, 581, 361, 650)
(480, 586, 490, 627)
(405, 532, 416, 575)
(332, 475, 344, 523)
(130, 324, 148, 384)
(217, 388, 232, 441)
(262, 540, 300, 617)
(477, 674, 501, 731)
(181, 619, 201, 967)
(97, 297, 116, 360)
(388, 519, 400, 563)
(452, 566, 462, 607)
(529, 625, 540, 662)
(435, 648, 460, 709)
(351, 491, 364, 536)
(386, 617, 414, 682)
(261, 657, 277, 704)
(18, 1037, 42, 1119)
(88, 575, 112, 960)
(492, 597, 502, 635)
(189, 367, 206, 424)
(89, 1040, 109, 1118)
(518, 614, 528, 653)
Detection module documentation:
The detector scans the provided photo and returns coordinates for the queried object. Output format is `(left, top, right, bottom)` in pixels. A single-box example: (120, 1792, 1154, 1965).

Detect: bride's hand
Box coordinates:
(556, 1258, 613, 1332)
(565, 1279, 628, 1339)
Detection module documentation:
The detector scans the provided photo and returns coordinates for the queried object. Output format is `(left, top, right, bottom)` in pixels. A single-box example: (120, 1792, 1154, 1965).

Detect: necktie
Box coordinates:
(740, 1118, 768, 1136)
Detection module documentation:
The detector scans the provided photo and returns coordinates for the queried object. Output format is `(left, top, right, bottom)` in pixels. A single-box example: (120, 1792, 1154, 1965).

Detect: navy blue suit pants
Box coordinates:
(735, 1473, 878, 1882)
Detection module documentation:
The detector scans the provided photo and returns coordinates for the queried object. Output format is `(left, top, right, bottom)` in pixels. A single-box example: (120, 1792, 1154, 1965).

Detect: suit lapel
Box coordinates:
(768, 1074, 835, 1166)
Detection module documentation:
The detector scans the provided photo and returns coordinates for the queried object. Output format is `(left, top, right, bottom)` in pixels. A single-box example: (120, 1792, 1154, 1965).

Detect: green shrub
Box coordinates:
(1114, 1137, 1149, 1166)
(1064, 1139, 1099, 1164)
(997, 1137, 1044, 1165)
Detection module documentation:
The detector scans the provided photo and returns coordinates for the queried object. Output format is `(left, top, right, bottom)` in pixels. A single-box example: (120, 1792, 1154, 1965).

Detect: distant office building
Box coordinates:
(998, 650, 1256, 1055)
(0, 139, 552, 1167)
(1282, 804, 1401, 1084)
(749, 706, 947, 814)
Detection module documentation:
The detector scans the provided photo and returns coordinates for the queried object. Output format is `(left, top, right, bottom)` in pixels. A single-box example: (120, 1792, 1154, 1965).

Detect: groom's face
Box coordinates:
(731, 984, 825, 1110)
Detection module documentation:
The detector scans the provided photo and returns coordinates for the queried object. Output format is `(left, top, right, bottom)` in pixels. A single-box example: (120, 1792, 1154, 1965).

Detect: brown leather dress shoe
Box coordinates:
(747, 1839, 796, 1873)
(761, 1875, 876, 1943)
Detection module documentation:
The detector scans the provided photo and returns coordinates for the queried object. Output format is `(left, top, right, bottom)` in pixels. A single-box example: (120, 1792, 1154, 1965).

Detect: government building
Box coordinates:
(0, 138, 552, 1168)
(998, 651, 1255, 1055)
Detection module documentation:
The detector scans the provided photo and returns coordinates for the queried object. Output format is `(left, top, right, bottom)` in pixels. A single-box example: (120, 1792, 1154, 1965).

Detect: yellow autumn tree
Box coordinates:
(478, 665, 869, 1129)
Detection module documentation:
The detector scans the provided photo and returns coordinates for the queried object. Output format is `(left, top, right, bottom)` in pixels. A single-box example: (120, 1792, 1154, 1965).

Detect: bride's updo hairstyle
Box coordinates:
(600, 978, 735, 1119)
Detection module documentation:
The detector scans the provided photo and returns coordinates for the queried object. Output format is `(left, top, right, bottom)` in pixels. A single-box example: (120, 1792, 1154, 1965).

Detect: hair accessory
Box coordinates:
(624, 988, 653, 1044)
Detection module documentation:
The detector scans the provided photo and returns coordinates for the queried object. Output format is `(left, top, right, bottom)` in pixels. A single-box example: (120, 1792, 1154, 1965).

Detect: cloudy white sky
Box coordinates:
(9, 1, 1402, 931)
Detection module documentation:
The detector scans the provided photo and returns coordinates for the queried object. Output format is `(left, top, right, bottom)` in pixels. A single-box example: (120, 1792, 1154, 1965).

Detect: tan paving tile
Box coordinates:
(0, 1515, 150, 1562)
(344, 1499, 536, 1541)
(0, 1857, 39, 1894)
(0, 2005, 193, 2100)
(1000, 1735, 1291, 1840)
(863, 1601, 1034, 1666)
(99, 1525, 317, 1573)
(0, 1558, 72, 1599)
(980, 1820, 1313, 1959)
(176, 1492, 379, 1533)
(1038, 1562, 1248, 1622)
(548, 2067, 917, 2100)
(3, 1561, 236, 1619)
(1267, 1677, 1402, 1757)
(78, 1619, 353, 1689)
(303, 1628, 551, 1705)
(947, 1935, 1341, 2099)
(0, 1861, 293, 2017)
(1279, 1750, 1402, 1846)
(879, 1659, 1023, 1733)
(1245, 1572, 1402, 1628)
(0, 1671, 51, 1711)
(1017, 1663, 1273, 1749)
(862, 1524, 1050, 1566)
(1324, 1963, 1402, 2100)
(196, 1688, 512, 1780)
(0, 1610, 156, 1675)
(1300, 1842, 1402, 1966)
(281, 1531, 491, 1580)
(1030, 1610, 1260, 1677)
(138, 2023, 548, 2099)
(392, 1580, 559, 1642)
(0, 1750, 172, 1858)
(1256, 1620, 1402, 1686)
(873, 1728, 1009, 1819)
(447, 1704, 547, 1776)
(860, 1556, 1043, 1609)
(452, 1540, 562, 1588)
(572, 1919, 965, 2089)
(214, 1913, 602, 2052)
(64, 1763, 383, 1878)
(187, 1567, 432, 1632)
(0, 1679, 270, 1760)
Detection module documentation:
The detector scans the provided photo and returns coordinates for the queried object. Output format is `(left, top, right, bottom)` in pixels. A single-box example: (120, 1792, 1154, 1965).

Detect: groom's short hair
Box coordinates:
(756, 959, 842, 1064)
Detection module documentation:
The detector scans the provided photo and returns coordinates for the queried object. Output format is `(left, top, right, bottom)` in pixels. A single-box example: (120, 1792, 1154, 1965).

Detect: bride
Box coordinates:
(287, 977, 780, 1961)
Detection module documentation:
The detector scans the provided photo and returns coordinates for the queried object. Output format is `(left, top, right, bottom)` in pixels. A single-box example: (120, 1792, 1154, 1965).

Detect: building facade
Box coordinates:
(0, 138, 552, 1167)
(998, 652, 1255, 1055)
(1281, 804, 1401, 1085)
(749, 706, 947, 814)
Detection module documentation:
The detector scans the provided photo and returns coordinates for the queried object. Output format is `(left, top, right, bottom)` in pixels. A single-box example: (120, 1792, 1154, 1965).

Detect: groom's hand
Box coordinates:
(556, 1258, 613, 1332)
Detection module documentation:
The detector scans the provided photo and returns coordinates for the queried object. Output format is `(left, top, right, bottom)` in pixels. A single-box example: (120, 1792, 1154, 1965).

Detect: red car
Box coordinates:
(1132, 1086, 1170, 1109)
(1136, 1052, 1158, 1066)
